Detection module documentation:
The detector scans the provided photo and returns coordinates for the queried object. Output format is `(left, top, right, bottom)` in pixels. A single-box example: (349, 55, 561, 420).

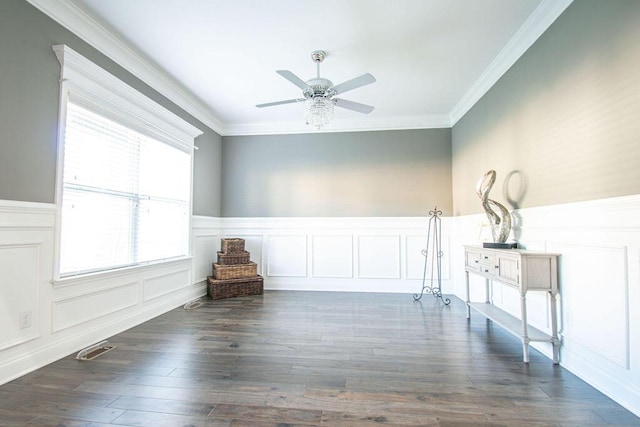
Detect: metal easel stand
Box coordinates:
(413, 207, 451, 305)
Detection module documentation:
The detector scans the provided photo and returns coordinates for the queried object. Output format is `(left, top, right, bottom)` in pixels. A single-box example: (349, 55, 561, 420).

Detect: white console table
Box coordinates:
(464, 245, 560, 364)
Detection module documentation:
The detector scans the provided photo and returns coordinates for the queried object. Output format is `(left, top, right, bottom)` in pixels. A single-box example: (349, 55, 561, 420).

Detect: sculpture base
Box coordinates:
(483, 242, 518, 249)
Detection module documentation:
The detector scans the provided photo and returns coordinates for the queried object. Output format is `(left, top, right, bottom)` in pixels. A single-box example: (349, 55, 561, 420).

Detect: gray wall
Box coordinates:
(452, 0, 640, 216)
(222, 129, 452, 217)
(0, 0, 222, 216)
(192, 131, 222, 217)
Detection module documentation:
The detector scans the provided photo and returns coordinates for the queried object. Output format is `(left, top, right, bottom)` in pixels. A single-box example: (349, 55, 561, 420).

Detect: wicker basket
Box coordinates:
(213, 262, 257, 280)
(216, 251, 250, 265)
(220, 238, 245, 254)
(207, 275, 263, 300)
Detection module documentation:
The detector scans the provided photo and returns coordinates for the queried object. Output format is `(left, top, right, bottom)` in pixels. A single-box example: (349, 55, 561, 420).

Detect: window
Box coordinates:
(54, 45, 202, 278)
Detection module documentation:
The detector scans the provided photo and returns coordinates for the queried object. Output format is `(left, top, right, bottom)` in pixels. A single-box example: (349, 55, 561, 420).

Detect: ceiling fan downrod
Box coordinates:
(311, 50, 326, 78)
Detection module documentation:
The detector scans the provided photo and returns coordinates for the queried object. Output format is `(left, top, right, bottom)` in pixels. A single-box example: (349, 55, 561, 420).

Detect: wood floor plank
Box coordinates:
(25, 416, 118, 426)
(110, 410, 231, 426)
(211, 403, 323, 424)
(107, 395, 215, 416)
(0, 291, 637, 426)
(0, 408, 38, 425)
(13, 400, 124, 424)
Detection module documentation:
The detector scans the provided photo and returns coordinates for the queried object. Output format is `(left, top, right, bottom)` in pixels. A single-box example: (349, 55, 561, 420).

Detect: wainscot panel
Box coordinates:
(312, 235, 353, 278)
(193, 234, 219, 283)
(0, 242, 41, 350)
(267, 235, 308, 277)
(358, 235, 401, 279)
(52, 281, 138, 332)
(143, 269, 192, 302)
(192, 215, 223, 284)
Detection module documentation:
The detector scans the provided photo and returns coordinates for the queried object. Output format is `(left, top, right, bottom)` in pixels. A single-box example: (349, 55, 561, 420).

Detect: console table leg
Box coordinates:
(522, 338, 530, 364)
(485, 278, 491, 304)
(520, 293, 530, 364)
(549, 291, 560, 364)
(465, 271, 471, 319)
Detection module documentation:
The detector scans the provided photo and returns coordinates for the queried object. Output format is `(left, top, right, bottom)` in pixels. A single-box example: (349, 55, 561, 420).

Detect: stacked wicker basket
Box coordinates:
(207, 238, 263, 300)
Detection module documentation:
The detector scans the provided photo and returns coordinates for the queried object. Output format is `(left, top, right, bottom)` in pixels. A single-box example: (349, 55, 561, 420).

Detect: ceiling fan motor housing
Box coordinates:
(304, 77, 334, 99)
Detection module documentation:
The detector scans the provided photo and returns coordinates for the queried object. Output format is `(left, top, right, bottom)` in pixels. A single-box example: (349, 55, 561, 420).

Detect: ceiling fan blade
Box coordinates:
(256, 98, 304, 108)
(330, 73, 376, 95)
(333, 98, 374, 114)
(276, 70, 311, 90)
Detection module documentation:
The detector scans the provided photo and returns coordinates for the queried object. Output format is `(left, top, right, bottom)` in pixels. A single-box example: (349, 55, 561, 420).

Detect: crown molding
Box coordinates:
(25, 0, 226, 136)
(449, 0, 574, 125)
(27, 0, 572, 136)
(224, 114, 452, 136)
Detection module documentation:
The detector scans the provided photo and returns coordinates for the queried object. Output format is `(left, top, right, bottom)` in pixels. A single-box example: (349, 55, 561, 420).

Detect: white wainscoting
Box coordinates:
(449, 194, 640, 417)
(312, 235, 353, 278)
(52, 281, 138, 332)
(212, 217, 452, 294)
(0, 200, 53, 361)
(267, 235, 308, 277)
(192, 215, 222, 284)
(357, 235, 401, 279)
(0, 200, 205, 386)
(0, 242, 41, 351)
(3, 197, 639, 416)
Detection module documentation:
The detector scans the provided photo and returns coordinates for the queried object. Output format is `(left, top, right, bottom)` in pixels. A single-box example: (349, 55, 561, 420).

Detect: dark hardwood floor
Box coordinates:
(1, 291, 638, 426)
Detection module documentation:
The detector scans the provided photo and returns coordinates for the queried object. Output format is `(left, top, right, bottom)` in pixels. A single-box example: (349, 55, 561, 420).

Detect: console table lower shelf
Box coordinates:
(464, 245, 560, 365)
(468, 302, 558, 356)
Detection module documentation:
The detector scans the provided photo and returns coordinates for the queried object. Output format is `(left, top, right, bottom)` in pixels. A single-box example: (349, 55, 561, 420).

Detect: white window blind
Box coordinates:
(59, 101, 191, 276)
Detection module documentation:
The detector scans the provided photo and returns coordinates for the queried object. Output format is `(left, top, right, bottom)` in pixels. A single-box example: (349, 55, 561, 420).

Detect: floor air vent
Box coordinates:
(75, 340, 115, 361)
(183, 298, 203, 310)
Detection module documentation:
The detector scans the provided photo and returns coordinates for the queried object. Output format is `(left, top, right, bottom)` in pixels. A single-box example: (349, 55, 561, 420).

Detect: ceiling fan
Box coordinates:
(256, 50, 376, 129)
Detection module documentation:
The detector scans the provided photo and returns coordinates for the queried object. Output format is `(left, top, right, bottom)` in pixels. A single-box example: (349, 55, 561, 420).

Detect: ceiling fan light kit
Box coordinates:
(303, 97, 334, 129)
(256, 50, 376, 129)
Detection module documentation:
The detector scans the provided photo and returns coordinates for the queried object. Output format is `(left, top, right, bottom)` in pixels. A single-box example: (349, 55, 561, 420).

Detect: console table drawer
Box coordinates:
(465, 249, 481, 272)
(478, 262, 498, 277)
(479, 251, 496, 264)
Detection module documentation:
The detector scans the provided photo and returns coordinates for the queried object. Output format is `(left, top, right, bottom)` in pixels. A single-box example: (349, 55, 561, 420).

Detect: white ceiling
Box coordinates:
(41, 0, 572, 135)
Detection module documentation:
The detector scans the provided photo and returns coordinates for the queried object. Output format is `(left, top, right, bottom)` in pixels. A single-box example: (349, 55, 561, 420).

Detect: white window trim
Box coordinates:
(52, 44, 203, 282)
